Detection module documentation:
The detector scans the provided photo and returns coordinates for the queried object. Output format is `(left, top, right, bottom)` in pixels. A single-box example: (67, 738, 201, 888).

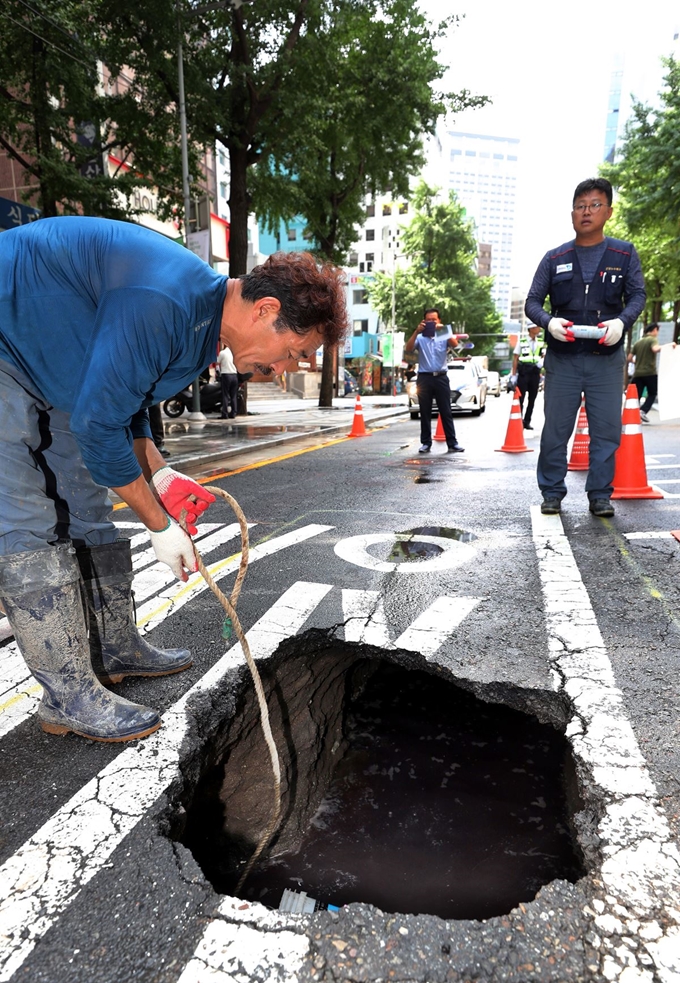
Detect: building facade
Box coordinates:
(443, 131, 519, 320)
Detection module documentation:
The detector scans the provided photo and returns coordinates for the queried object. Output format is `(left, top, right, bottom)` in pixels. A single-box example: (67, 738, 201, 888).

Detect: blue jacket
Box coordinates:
(0, 217, 225, 486)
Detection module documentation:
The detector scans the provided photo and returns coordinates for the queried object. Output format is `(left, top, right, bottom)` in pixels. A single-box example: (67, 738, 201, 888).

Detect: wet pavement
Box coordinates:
(159, 395, 409, 470)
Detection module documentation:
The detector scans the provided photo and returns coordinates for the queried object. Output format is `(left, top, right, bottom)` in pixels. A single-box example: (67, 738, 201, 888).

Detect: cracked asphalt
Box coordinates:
(1, 395, 679, 983)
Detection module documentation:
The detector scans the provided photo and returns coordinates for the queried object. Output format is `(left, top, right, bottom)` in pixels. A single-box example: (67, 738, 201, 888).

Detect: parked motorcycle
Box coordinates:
(162, 381, 222, 418)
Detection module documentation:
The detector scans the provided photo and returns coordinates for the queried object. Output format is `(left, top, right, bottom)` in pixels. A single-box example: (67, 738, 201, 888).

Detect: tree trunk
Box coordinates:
(318, 344, 335, 406)
(227, 144, 250, 277)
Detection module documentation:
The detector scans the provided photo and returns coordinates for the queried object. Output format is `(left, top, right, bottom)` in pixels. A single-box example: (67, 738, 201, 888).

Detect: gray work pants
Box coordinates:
(0, 359, 117, 555)
(537, 348, 624, 502)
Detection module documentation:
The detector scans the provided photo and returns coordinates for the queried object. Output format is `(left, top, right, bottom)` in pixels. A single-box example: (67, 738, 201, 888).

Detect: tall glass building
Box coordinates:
(444, 131, 519, 319)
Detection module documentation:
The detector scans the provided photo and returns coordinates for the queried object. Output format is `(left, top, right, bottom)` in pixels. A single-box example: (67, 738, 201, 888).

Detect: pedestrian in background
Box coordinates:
(217, 343, 239, 418)
(525, 177, 646, 518)
(404, 308, 466, 454)
(510, 324, 545, 430)
(628, 323, 661, 423)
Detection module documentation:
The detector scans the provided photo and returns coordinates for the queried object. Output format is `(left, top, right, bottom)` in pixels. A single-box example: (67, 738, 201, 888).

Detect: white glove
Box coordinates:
(509, 374, 518, 387)
(148, 517, 198, 582)
(598, 318, 624, 346)
(547, 317, 575, 342)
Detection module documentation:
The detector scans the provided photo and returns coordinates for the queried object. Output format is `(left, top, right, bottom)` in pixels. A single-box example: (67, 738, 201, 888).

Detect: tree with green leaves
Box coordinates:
(601, 56, 680, 336)
(367, 182, 502, 357)
(0, 0, 194, 222)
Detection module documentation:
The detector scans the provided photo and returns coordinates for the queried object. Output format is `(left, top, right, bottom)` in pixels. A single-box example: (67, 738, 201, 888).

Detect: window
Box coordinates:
(493, 153, 503, 160)
(353, 289, 368, 305)
(348, 251, 359, 267)
(287, 228, 297, 241)
(366, 262, 373, 272)
(382, 204, 392, 216)
(399, 203, 408, 214)
(353, 319, 368, 335)
(465, 150, 476, 156)
(366, 228, 375, 241)
(366, 203, 375, 218)
(219, 182, 227, 199)
(365, 253, 374, 263)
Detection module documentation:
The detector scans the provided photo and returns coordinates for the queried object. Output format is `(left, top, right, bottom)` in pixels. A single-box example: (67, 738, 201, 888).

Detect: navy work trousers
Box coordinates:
(0, 359, 117, 555)
(538, 348, 624, 502)
(416, 373, 457, 448)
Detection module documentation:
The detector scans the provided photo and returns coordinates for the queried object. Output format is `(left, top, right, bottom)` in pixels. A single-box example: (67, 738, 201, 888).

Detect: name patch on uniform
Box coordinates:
(194, 316, 212, 333)
(555, 263, 572, 274)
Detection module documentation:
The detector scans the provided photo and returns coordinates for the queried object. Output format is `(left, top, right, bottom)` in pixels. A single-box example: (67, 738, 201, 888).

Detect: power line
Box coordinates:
(0, 11, 95, 70)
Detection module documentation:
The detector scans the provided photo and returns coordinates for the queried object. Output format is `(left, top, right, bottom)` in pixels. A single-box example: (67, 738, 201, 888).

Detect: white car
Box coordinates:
(407, 359, 488, 419)
(486, 370, 501, 397)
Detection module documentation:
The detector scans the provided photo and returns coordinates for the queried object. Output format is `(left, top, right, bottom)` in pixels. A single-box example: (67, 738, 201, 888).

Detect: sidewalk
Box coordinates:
(159, 394, 409, 469)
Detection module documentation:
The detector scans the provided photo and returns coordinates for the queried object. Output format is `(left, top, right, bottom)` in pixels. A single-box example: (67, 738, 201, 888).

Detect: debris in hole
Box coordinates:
(278, 888, 340, 914)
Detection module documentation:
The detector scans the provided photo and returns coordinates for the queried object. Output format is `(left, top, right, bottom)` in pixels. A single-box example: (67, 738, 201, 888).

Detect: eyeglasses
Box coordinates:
(573, 201, 606, 213)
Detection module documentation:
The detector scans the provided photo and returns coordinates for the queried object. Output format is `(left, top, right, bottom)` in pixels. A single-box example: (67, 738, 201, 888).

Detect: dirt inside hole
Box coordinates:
(180, 648, 583, 920)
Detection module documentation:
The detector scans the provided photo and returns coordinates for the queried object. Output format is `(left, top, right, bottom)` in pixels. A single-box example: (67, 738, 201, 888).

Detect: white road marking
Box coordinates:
(334, 532, 476, 573)
(0, 525, 332, 740)
(342, 589, 481, 656)
(130, 522, 228, 573)
(0, 581, 333, 982)
(175, 906, 308, 983)
(531, 506, 680, 979)
(624, 531, 679, 540)
(643, 463, 680, 469)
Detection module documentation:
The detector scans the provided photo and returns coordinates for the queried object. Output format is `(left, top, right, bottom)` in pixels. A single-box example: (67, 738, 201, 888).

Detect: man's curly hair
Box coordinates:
(240, 252, 349, 346)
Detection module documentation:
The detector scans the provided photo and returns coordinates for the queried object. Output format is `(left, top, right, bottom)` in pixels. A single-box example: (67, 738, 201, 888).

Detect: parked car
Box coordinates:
(486, 370, 501, 397)
(407, 359, 488, 419)
(341, 368, 357, 396)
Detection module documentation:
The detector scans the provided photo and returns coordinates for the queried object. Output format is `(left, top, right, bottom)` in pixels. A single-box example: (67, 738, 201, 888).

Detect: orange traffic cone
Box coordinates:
(568, 396, 589, 471)
(496, 387, 533, 453)
(611, 384, 662, 499)
(348, 393, 371, 438)
(433, 413, 447, 442)
(672, 530, 680, 543)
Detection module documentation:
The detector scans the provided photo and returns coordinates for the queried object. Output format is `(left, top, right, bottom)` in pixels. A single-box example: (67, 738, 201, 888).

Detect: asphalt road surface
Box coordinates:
(1, 395, 680, 983)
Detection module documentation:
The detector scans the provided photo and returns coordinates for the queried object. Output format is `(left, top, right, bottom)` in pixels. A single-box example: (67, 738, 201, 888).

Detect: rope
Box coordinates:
(180, 486, 282, 895)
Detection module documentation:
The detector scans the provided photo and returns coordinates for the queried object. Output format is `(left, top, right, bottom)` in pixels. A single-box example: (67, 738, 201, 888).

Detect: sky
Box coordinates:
(418, 0, 679, 292)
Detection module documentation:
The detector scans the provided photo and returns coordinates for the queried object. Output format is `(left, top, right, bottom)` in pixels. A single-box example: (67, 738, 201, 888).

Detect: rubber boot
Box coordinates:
(76, 540, 192, 684)
(0, 545, 161, 742)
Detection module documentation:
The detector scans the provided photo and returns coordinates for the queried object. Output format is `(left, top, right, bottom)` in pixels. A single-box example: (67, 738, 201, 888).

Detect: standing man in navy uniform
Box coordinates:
(525, 178, 646, 518)
(405, 307, 466, 454)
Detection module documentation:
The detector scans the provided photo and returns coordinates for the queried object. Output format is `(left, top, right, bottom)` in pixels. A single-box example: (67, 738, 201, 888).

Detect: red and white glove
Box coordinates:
(148, 517, 198, 582)
(149, 467, 216, 536)
(548, 317, 575, 343)
(598, 318, 624, 346)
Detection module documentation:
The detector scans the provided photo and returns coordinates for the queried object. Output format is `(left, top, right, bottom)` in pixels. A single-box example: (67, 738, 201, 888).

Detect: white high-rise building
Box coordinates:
(444, 131, 519, 319)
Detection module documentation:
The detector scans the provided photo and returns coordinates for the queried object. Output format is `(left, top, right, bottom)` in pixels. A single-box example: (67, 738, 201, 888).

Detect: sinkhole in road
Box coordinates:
(180, 648, 583, 921)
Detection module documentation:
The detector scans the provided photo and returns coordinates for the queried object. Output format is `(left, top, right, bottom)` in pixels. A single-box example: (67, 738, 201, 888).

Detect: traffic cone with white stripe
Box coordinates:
(348, 393, 371, 438)
(568, 396, 589, 471)
(433, 413, 447, 442)
(611, 384, 662, 499)
(496, 388, 533, 453)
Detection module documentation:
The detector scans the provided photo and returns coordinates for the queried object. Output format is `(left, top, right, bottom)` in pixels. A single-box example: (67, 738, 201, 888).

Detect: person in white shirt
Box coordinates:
(510, 325, 546, 430)
(217, 344, 238, 418)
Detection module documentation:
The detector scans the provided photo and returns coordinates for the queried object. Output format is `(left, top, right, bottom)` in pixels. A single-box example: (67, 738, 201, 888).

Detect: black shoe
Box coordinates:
(540, 499, 561, 515)
(418, 444, 431, 453)
(446, 443, 465, 453)
(589, 498, 614, 518)
(523, 422, 533, 430)
(159, 446, 171, 458)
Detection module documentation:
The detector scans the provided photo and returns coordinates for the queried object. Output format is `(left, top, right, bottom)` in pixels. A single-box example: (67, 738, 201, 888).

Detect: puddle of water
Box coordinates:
(240, 663, 582, 920)
(403, 525, 477, 543)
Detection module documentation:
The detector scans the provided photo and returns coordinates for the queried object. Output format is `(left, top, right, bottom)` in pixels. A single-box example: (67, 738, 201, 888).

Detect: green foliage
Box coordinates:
(601, 57, 680, 328)
(0, 0, 193, 220)
(250, 0, 488, 263)
(367, 182, 502, 356)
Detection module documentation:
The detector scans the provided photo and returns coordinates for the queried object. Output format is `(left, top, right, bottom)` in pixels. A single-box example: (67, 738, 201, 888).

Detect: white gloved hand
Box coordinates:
(547, 317, 575, 342)
(148, 517, 198, 582)
(509, 374, 518, 387)
(598, 318, 624, 346)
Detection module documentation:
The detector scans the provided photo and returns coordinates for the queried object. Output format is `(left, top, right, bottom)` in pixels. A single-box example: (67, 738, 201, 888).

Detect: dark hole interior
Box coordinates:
(181, 656, 583, 921)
